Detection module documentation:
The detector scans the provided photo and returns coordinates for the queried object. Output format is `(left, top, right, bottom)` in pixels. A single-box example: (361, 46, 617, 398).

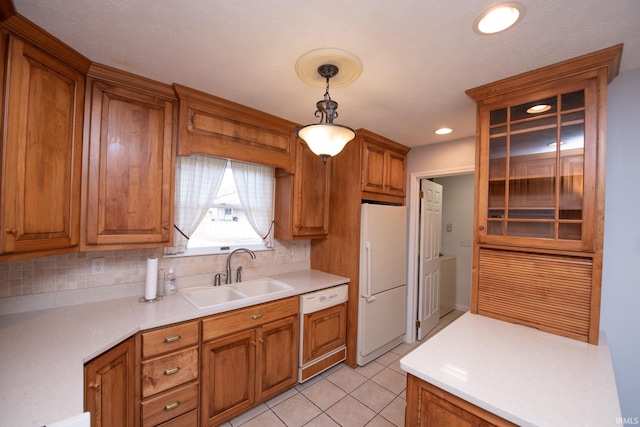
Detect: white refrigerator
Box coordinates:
(357, 203, 407, 366)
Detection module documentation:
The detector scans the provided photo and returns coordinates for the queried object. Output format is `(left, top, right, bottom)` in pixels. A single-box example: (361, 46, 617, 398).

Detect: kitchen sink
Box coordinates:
(180, 285, 246, 309)
(180, 278, 293, 309)
(233, 278, 293, 297)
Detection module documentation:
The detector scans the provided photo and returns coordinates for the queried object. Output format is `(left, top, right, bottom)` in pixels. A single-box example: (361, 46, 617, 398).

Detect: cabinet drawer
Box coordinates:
(141, 346, 198, 398)
(202, 297, 298, 342)
(157, 410, 198, 427)
(141, 382, 198, 427)
(141, 320, 199, 359)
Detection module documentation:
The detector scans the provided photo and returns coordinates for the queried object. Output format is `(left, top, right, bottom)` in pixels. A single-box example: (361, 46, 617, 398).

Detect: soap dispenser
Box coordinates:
(165, 267, 177, 295)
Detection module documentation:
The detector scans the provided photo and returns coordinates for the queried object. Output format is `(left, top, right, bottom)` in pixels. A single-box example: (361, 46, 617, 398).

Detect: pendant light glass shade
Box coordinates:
(297, 64, 356, 164)
(298, 123, 356, 159)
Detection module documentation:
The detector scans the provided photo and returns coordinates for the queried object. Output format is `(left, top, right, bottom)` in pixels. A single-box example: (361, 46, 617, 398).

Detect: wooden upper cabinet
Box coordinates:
(467, 45, 622, 253)
(173, 84, 295, 172)
(359, 130, 409, 201)
(0, 25, 89, 260)
(83, 65, 176, 249)
(275, 138, 330, 239)
(467, 45, 623, 345)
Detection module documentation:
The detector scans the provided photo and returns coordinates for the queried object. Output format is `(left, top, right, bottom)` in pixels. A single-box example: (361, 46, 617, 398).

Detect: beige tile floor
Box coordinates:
(221, 309, 466, 427)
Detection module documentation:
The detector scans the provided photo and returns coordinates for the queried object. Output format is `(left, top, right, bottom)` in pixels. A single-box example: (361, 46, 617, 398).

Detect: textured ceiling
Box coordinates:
(12, 0, 640, 148)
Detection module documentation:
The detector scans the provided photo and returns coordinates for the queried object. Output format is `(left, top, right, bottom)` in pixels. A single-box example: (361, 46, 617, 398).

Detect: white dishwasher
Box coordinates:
(299, 284, 349, 382)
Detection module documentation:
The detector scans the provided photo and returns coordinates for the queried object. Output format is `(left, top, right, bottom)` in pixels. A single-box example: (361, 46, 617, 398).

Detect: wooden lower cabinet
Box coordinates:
(201, 297, 299, 426)
(84, 337, 136, 427)
(406, 374, 516, 427)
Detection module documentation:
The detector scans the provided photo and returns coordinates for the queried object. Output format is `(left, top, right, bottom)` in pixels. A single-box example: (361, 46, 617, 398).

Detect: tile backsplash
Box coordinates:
(0, 240, 309, 299)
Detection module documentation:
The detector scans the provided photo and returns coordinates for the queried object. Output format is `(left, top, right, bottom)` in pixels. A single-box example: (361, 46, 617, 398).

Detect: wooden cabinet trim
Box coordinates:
(173, 83, 295, 172)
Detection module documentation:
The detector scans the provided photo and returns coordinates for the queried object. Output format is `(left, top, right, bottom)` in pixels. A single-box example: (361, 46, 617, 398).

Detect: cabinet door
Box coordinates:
(302, 303, 346, 364)
(1, 35, 84, 256)
(256, 315, 299, 402)
(85, 338, 135, 427)
(406, 374, 515, 427)
(386, 149, 407, 196)
(274, 138, 329, 239)
(362, 140, 386, 194)
(85, 81, 174, 247)
(478, 79, 596, 251)
(201, 329, 256, 426)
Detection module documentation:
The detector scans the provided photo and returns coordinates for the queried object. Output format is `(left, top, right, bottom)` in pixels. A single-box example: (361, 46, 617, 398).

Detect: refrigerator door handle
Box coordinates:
(363, 241, 372, 298)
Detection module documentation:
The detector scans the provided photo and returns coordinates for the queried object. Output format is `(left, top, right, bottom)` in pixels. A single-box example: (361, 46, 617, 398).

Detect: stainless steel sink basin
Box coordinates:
(233, 278, 293, 297)
(180, 285, 246, 309)
(180, 278, 293, 309)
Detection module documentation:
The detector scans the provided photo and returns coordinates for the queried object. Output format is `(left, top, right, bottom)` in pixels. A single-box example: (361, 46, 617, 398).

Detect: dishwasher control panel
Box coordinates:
(300, 284, 349, 314)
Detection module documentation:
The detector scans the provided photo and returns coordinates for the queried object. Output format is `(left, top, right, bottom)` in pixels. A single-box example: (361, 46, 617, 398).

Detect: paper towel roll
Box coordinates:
(145, 257, 158, 300)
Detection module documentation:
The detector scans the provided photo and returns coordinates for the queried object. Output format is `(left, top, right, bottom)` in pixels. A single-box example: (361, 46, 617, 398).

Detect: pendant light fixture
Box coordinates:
(297, 64, 356, 164)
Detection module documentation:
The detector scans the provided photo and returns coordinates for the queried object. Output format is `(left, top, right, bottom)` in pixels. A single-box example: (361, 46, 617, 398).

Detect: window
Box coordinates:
(187, 163, 265, 252)
(167, 155, 275, 256)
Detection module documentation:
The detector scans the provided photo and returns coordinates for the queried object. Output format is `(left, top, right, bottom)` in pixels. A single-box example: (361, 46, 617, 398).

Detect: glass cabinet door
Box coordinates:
(486, 89, 586, 242)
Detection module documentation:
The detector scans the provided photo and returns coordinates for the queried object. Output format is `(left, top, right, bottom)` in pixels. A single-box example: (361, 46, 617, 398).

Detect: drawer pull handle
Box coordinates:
(164, 335, 181, 343)
(164, 401, 180, 411)
(164, 366, 180, 376)
(88, 381, 100, 391)
(251, 313, 263, 320)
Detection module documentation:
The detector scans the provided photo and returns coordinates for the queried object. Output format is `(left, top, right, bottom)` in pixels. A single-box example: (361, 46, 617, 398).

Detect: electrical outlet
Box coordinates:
(290, 244, 297, 256)
(276, 245, 286, 256)
(91, 258, 105, 275)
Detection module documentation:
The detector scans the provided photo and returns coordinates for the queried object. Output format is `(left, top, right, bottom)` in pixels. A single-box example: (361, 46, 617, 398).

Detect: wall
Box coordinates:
(433, 174, 475, 310)
(0, 240, 310, 314)
(601, 66, 640, 419)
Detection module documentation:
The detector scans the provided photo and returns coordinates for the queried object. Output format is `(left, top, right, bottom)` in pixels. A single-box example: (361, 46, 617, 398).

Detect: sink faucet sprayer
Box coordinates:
(225, 248, 256, 284)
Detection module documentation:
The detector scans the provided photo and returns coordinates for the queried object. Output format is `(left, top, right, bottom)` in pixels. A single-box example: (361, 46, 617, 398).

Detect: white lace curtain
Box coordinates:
(166, 154, 227, 255)
(231, 160, 275, 248)
(166, 155, 275, 255)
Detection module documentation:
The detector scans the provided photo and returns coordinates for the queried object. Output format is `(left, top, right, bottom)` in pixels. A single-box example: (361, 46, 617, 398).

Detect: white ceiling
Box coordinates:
(12, 0, 640, 148)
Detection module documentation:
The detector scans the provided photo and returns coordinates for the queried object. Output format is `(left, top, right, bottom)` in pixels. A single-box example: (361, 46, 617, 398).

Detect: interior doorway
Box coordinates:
(406, 167, 475, 344)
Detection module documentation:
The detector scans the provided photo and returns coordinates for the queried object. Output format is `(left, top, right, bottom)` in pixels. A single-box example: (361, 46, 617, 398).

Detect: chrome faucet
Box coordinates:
(225, 248, 256, 284)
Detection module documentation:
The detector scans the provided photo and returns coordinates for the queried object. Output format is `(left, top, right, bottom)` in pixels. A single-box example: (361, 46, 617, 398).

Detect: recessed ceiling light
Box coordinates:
(473, 3, 525, 35)
(527, 104, 552, 114)
(435, 128, 453, 135)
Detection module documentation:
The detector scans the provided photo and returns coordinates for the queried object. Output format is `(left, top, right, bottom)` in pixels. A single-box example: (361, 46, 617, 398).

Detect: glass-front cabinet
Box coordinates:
(476, 78, 598, 252)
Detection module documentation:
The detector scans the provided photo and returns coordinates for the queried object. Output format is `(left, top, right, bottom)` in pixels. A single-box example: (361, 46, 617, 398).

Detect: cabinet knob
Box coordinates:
(479, 225, 485, 231)
(5, 228, 17, 235)
(88, 381, 101, 391)
(251, 313, 263, 320)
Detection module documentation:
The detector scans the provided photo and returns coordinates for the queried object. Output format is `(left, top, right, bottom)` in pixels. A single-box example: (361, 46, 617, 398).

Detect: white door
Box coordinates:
(417, 179, 443, 340)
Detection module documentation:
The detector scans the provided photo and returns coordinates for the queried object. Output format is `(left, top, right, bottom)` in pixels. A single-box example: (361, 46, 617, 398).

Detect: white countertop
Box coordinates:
(0, 269, 348, 427)
(400, 312, 621, 426)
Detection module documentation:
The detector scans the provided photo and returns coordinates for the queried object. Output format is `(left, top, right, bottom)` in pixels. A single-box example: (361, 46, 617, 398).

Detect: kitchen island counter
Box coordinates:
(400, 312, 621, 426)
(0, 268, 347, 427)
